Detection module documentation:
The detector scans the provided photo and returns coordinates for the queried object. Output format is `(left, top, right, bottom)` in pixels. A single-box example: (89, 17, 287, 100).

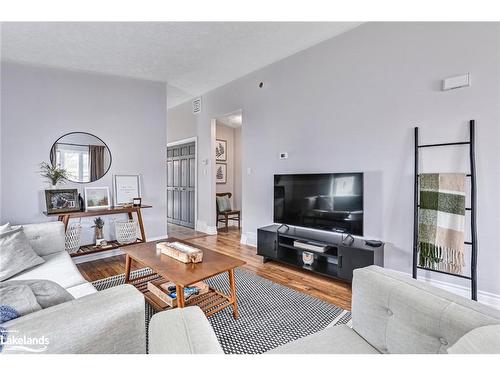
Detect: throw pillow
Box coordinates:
(0, 226, 45, 281)
(0, 283, 42, 323)
(0, 222, 11, 234)
(4, 279, 74, 309)
(447, 325, 500, 354)
(216, 196, 232, 212)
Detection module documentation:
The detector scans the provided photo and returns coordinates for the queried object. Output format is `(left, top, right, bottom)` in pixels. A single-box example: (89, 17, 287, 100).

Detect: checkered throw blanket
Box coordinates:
(418, 173, 466, 274)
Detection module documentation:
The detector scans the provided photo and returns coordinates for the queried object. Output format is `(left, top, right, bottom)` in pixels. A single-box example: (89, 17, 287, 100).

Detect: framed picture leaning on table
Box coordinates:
(84, 186, 111, 209)
(113, 174, 141, 206)
(44, 189, 80, 214)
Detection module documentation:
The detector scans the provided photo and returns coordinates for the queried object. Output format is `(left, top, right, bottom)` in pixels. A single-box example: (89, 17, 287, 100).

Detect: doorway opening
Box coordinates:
(214, 110, 243, 233)
(166, 137, 197, 230)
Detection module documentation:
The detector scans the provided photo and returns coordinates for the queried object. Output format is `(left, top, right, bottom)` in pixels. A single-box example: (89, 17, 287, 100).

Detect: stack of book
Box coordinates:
(147, 280, 209, 307)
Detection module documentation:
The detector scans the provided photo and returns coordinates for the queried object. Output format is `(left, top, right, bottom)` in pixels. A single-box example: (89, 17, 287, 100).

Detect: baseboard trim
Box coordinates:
(240, 232, 257, 247)
(409, 272, 500, 310)
(73, 234, 168, 264)
(195, 220, 217, 235)
(73, 248, 125, 264)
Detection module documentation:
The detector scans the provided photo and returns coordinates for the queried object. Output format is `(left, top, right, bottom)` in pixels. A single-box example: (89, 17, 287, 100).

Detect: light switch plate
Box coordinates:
(442, 73, 470, 90)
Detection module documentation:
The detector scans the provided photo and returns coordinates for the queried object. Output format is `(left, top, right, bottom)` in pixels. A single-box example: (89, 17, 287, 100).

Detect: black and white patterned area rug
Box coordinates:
(92, 268, 351, 354)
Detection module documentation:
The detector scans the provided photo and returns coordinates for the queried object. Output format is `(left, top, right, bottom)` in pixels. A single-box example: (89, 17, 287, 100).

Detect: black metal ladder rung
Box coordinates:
(417, 174, 471, 177)
(416, 266, 472, 280)
(418, 141, 470, 148)
(416, 205, 471, 211)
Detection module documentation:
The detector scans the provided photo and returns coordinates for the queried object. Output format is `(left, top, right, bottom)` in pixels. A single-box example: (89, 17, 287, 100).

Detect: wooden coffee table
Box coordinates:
(122, 238, 245, 318)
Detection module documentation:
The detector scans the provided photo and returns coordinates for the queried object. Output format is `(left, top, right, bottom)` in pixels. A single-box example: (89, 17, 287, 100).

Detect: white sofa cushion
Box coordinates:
(9, 251, 88, 290)
(0, 225, 45, 281)
(67, 283, 97, 299)
(268, 324, 380, 354)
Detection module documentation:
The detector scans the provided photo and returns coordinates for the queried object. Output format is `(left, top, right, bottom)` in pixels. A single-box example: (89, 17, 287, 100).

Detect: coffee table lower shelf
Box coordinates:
(128, 272, 233, 317)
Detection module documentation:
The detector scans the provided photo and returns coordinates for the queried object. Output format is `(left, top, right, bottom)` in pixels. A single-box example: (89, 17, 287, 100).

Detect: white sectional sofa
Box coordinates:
(1, 222, 146, 354)
(149, 266, 500, 354)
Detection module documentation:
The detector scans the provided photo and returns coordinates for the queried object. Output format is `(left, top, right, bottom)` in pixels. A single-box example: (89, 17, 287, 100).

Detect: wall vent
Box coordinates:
(192, 97, 202, 114)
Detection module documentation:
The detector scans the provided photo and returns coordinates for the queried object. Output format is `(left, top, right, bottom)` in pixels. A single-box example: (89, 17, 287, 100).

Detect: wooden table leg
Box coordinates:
(228, 269, 239, 319)
(136, 208, 147, 241)
(124, 255, 132, 283)
(176, 285, 185, 308)
(58, 215, 70, 231)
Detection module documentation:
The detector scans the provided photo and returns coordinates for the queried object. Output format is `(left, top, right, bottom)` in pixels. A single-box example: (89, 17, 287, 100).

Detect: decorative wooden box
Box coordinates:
(147, 280, 209, 307)
(157, 241, 203, 263)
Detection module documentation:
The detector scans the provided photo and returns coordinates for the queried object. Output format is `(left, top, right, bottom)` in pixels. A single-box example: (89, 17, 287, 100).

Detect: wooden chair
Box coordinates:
(216, 192, 240, 232)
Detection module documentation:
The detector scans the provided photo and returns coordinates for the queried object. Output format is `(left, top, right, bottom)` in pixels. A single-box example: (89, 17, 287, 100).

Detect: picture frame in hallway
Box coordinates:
(216, 163, 227, 184)
(215, 139, 227, 161)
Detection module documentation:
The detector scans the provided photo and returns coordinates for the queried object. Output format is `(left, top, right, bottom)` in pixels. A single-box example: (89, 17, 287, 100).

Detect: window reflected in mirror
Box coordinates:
(50, 132, 111, 183)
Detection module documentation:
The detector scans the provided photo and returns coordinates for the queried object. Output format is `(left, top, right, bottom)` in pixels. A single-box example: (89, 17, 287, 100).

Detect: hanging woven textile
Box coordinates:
(418, 173, 466, 274)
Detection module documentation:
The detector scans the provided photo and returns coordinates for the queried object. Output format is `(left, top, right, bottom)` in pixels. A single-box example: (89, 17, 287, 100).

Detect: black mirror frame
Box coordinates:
(50, 131, 112, 184)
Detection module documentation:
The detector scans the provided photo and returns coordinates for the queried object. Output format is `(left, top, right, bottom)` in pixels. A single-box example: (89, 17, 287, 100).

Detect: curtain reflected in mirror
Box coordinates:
(50, 132, 111, 183)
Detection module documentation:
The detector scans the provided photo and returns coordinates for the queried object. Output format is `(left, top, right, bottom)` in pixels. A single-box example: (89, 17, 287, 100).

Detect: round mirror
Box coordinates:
(50, 132, 112, 183)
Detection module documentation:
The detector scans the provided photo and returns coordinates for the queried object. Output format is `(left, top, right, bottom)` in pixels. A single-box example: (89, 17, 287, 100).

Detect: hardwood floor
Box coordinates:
(77, 225, 352, 310)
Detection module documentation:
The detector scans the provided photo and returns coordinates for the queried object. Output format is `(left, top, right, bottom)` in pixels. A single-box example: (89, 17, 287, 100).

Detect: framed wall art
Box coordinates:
(215, 139, 227, 161)
(216, 163, 227, 184)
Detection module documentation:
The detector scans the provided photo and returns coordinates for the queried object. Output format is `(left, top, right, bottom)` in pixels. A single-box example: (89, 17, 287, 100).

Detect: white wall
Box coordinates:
(166, 100, 197, 144)
(167, 22, 500, 297)
(1, 62, 167, 240)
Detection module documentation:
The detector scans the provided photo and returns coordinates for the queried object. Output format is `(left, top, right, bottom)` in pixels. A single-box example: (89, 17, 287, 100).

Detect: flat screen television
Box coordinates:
(274, 173, 364, 235)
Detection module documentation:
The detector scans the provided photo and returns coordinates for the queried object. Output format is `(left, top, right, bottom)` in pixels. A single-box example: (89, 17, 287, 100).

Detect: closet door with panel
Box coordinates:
(167, 142, 195, 228)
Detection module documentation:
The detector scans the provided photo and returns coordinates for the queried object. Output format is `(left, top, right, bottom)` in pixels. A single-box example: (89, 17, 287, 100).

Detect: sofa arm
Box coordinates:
(352, 266, 500, 354)
(148, 307, 223, 354)
(2, 285, 146, 354)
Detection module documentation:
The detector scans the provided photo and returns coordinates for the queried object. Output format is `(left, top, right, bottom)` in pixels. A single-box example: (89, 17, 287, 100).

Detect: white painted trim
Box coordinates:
(73, 234, 168, 264)
(167, 136, 198, 231)
(196, 220, 217, 235)
(73, 248, 124, 264)
(240, 231, 257, 247)
(148, 234, 169, 241)
(167, 137, 198, 147)
(210, 119, 217, 228)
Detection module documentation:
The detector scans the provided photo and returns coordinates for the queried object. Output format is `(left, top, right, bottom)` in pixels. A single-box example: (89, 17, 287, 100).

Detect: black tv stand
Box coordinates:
(257, 225, 384, 282)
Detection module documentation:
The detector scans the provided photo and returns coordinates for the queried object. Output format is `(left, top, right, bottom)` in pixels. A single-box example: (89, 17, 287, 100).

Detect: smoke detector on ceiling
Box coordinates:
(192, 97, 202, 114)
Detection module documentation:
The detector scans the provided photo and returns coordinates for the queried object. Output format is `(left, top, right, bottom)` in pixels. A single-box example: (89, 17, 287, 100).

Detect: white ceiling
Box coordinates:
(1, 22, 361, 108)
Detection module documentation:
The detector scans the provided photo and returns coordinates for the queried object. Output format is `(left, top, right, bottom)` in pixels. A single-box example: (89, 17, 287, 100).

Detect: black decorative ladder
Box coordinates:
(412, 120, 478, 300)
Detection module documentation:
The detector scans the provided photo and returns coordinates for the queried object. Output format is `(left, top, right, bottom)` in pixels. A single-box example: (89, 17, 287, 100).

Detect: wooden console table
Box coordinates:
(43, 205, 151, 257)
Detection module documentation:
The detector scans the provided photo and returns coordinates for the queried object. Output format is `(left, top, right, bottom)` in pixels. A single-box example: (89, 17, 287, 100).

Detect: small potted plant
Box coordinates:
(92, 217, 105, 246)
(39, 161, 69, 189)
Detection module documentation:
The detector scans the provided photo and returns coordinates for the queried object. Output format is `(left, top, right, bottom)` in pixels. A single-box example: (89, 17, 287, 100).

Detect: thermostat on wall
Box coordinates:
(442, 73, 470, 90)
(279, 152, 288, 160)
